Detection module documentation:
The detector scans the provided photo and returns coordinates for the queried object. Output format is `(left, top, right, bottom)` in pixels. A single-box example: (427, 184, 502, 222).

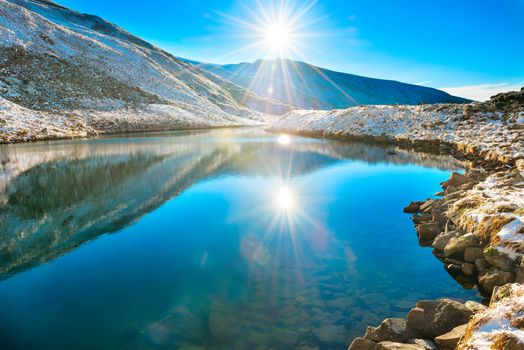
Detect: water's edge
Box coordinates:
(266, 127, 523, 349)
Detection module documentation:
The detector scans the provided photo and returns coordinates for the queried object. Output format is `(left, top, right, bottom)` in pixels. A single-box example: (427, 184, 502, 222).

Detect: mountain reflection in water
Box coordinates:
(0, 128, 474, 350)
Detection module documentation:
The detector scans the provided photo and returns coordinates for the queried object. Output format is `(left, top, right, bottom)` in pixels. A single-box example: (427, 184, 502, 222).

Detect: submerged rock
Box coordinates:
(313, 325, 346, 343)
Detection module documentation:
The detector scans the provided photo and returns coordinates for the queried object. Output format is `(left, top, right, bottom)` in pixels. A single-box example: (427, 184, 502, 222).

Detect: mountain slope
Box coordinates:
(0, 0, 290, 142)
(189, 58, 470, 110)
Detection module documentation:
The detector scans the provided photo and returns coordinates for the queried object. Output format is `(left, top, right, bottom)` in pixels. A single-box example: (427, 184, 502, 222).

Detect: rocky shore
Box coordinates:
(270, 89, 524, 349)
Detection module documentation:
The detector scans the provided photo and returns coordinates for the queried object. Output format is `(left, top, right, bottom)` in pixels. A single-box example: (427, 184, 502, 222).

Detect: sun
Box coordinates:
(264, 22, 292, 50)
(217, 0, 320, 59)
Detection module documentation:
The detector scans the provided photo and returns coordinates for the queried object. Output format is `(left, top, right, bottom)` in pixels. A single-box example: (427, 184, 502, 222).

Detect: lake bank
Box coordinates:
(269, 89, 524, 349)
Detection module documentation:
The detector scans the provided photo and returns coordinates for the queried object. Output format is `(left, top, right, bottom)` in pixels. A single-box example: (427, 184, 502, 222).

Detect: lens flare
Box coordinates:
(275, 186, 294, 210)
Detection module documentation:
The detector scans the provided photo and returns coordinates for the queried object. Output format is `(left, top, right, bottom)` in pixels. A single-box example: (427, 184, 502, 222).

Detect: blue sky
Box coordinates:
(57, 0, 523, 100)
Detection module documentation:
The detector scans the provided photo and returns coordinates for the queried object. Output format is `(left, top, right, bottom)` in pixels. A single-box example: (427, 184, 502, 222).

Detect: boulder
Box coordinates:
(444, 185, 458, 195)
(348, 337, 377, 350)
(464, 301, 487, 314)
(419, 200, 436, 213)
(408, 339, 437, 350)
(463, 247, 483, 262)
(432, 232, 456, 251)
(461, 263, 475, 276)
(434, 324, 467, 350)
(412, 213, 432, 225)
(441, 172, 473, 189)
(474, 258, 490, 273)
(516, 261, 524, 283)
(404, 202, 424, 214)
(444, 234, 480, 257)
(417, 223, 442, 243)
(483, 246, 516, 272)
(478, 268, 515, 295)
(377, 341, 426, 350)
(364, 318, 408, 343)
(406, 299, 472, 340)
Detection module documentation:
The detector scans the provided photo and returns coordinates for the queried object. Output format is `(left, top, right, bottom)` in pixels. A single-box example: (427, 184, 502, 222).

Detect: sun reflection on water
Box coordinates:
(277, 134, 291, 145)
(275, 185, 294, 210)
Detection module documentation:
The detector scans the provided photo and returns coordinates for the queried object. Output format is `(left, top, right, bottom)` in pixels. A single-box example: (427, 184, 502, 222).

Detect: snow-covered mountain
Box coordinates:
(0, 0, 291, 142)
(188, 58, 470, 110)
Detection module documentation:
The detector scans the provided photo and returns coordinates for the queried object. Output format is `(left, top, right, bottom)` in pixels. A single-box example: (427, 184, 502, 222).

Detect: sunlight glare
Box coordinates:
(275, 186, 295, 210)
(278, 134, 291, 145)
(264, 22, 291, 50)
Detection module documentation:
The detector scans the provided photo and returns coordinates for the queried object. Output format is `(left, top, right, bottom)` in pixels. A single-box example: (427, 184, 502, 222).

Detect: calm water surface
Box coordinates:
(0, 129, 478, 350)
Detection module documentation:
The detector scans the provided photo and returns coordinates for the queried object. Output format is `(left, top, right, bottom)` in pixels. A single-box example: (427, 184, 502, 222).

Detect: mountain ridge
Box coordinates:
(186, 57, 470, 110)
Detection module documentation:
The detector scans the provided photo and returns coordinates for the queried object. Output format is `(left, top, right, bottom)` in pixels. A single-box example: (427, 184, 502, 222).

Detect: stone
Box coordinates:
(483, 246, 516, 272)
(431, 210, 447, 226)
(434, 324, 467, 350)
(404, 201, 424, 214)
(408, 339, 437, 350)
(406, 299, 472, 340)
(478, 268, 515, 295)
(432, 232, 456, 251)
(208, 301, 236, 338)
(377, 341, 425, 349)
(463, 247, 483, 262)
(461, 263, 475, 276)
(444, 185, 457, 195)
(313, 325, 346, 343)
(364, 318, 408, 343)
(464, 301, 487, 314)
(271, 327, 298, 344)
(417, 223, 441, 243)
(348, 337, 377, 350)
(441, 172, 473, 189)
(516, 261, 524, 283)
(419, 200, 436, 213)
(412, 213, 432, 225)
(444, 234, 480, 257)
(446, 263, 462, 273)
(474, 258, 490, 273)
(516, 159, 524, 172)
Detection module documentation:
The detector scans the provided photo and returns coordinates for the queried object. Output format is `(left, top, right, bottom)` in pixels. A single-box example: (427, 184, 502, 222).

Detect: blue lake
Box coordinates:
(0, 129, 478, 349)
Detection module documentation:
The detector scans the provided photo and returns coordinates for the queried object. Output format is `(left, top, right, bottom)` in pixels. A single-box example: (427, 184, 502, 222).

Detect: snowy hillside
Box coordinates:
(0, 0, 290, 142)
(190, 58, 470, 110)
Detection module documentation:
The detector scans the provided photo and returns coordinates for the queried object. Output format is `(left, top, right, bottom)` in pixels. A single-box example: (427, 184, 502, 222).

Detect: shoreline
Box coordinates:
(269, 97, 523, 349)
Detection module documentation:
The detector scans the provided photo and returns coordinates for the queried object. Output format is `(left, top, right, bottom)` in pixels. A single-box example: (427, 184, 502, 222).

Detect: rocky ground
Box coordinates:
(270, 89, 524, 349)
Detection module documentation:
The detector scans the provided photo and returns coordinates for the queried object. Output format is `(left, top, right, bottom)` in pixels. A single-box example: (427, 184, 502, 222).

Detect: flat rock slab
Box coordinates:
(377, 341, 426, 349)
(435, 323, 467, 350)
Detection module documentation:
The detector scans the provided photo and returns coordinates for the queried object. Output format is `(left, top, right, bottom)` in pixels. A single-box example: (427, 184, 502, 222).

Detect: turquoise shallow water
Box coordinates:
(0, 129, 478, 350)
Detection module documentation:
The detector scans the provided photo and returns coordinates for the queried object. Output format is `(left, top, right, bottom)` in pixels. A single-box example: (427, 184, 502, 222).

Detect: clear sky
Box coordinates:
(56, 0, 523, 100)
